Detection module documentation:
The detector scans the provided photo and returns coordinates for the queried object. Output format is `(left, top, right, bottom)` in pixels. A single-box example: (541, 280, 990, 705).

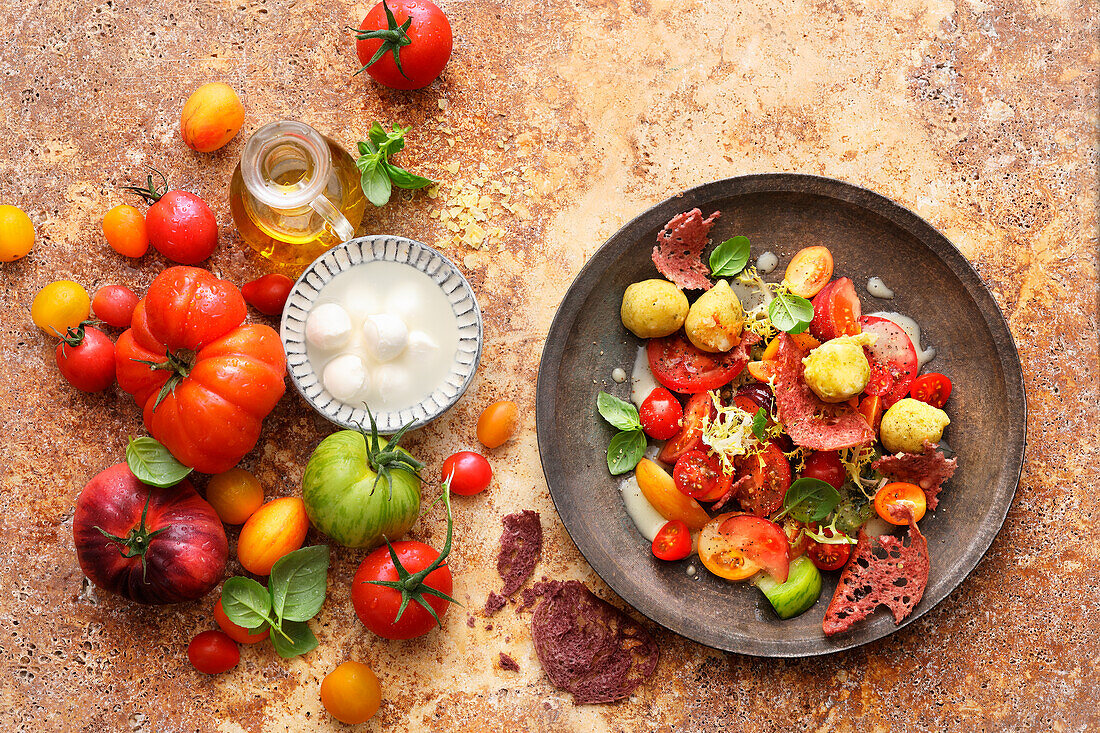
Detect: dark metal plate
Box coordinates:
(535, 174, 1026, 657)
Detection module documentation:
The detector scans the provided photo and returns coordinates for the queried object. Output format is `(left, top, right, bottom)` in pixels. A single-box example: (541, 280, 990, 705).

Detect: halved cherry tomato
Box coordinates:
(672, 450, 722, 500)
(441, 451, 492, 495)
(858, 394, 884, 431)
(782, 518, 812, 559)
(639, 387, 683, 440)
(187, 630, 239, 674)
(735, 443, 791, 517)
(807, 527, 851, 571)
(910, 372, 953, 408)
(635, 458, 711, 530)
(874, 482, 927, 525)
(652, 520, 692, 561)
(477, 400, 518, 449)
(801, 450, 845, 490)
(784, 246, 834, 298)
(647, 330, 750, 394)
(859, 315, 918, 408)
(717, 514, 790, 583)
(699, 512, 759, 580)
(214, 598, 270, 644)
(656, 392, 713, 464)
(809, 277, 861, 341)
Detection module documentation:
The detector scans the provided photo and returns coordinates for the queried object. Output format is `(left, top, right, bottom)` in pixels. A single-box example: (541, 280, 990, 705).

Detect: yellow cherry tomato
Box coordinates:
(0, 205, 34, 262)
(874, 481, 928, 525)
(237, 497, 308, 575)
(206, 468, 264, 525)
(476, 400, 519, 449)
(102, 204, 149, 258)
(31, 281, 90, 335)
(321, 661, 381, 725)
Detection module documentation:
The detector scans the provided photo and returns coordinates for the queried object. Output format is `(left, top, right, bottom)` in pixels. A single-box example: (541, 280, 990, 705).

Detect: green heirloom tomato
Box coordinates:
(302, 423, 423, 549)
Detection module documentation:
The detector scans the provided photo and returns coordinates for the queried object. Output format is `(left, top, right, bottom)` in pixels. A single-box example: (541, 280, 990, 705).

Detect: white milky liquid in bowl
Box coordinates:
(305, 261, 460, 413)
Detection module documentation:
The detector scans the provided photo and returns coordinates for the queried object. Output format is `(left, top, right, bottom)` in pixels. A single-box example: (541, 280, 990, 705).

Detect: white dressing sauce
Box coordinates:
(619, 475, 668, 542)
(630, 345, 658, 408)
(756, 251, 779, 274)
(867, 277, 895, 299)
(869, 311, 937, 368)
(306, 261, 459, 412)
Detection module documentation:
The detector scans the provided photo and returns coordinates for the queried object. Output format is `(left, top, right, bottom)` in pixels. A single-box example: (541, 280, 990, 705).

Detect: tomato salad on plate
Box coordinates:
(597, 208, 959, 635)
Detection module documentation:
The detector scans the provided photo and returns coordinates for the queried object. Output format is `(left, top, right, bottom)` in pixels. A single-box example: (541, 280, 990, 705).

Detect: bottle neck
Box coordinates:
(240, 120, 332, 211)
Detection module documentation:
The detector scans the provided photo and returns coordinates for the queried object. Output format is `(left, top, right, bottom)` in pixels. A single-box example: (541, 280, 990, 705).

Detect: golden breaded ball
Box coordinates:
(684, 280, 744, 353)
(621, 279, 689, 338)
(802, 333, 876, 403)
(880, 397, 950, 454)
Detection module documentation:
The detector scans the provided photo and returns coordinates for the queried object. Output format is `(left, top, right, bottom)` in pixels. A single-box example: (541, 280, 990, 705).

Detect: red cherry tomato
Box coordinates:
(355, 0, 453, 90)
(146, 191, 218, 264)
(809, 277, 861, 341)
(910, 372, 953, 408)
(214, 598, 270, 644)
(92, 285, 139, 329)
(187, 630, 239, 674)
(55, 323, 116, 392)
(652, 520, 692, 561)
(801, 450, 845, 490)
(672, 449, 722, 500)
(647, 330, 751, 394)
(784, 246, 834, 298)
(639, 387, 683, 440)
(352, 540, 452, 639)
(656, 392, 714, 464)
(241, 274, 294, 316)
(441, 451, 492, 495)
(807, 527, 851, 571)
(736, 442, 791, 517)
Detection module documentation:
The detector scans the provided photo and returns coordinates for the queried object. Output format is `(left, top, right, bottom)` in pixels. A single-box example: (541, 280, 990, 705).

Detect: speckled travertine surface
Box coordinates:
(1, 0, 1097, 731)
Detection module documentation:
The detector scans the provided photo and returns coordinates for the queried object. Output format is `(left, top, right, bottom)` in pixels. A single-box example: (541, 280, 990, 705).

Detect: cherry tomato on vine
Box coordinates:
(910, 372, 953, 408)
(353, 0, 453, 90)
(0, 204, 35, 261)
(652, 519, 692, 561)
(206, 468, 264, 525)
(101, 204, 149, 258)
(801, 450, 845, 490)
(639, 387, 683, 440)
(92, 285, 139, 329)
(123, 169, 218, 264)
(214, 598, 269, 644)
(874, 482, 927, 525)
(187, 630, 239, 674)
(241, 273, 294, 316)
(55, 322, 115, 392)
(477, 400, 518, 449)
(441, 451, 492, 495)
(321, 661, 382, 725)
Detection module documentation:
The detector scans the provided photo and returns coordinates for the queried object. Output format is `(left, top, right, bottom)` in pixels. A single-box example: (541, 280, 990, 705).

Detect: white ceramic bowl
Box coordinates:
(281, 235, 483, 433)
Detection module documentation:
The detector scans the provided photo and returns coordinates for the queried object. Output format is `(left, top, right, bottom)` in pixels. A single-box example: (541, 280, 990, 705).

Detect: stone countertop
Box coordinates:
(1, 0, 1096, 730)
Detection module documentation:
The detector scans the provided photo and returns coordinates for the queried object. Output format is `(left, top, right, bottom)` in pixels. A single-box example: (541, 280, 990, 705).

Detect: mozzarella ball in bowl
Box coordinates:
(363, 314, 410, 362)
(323, 354, 370, 402)
(306, 303, 352, 350)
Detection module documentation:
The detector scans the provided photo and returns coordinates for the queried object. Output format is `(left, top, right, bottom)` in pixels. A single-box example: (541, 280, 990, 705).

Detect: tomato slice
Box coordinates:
(717, 514, 790, 583)
(784, 246, 834, 298)
(656, 392, 713, 464)
(809, 277, 861, 341)
(858, 394, 884, 431)
(698, 512, 761, 581)
(672, 449, 725, 501)
(647, 331, 749, 394)
(781, 518, 812, 559)
(635, 459, 712, 530)
(910, 372, 952, 408)
(859, 315, 918, 408)
(807, 530, 851, 571)
(874, 481, 927, 525)
(652, 520, 692, 561)
(735, 443, 791, 517)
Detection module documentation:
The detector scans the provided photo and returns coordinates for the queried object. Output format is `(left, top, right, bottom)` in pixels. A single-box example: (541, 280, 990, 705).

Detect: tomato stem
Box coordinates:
(349, 0, 413, 79)
(121, 165, 169, 205)
(133, 349, 196, 412)
(356, 407, 424, 499)
(93, 486, 168, 583)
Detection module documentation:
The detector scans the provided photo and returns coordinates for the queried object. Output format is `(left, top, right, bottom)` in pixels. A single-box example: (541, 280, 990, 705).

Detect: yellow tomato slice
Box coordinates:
(635, 458, 710, 530)
(698, 513, 761, 581)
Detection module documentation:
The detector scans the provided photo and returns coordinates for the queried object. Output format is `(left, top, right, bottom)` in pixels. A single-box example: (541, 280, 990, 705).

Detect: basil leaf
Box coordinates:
(710, 236, 751, 277)
(781, 477, 842, 523)
(360, 160, 393, 207)
(607, 429, 646, 475)
(384, 161, 434, 190)
(357, 140, 374, 156)
(221, 577, 272, 631)
(270, 619, 318, 659)
(270, 545, 330, 623)
(751, 408, 768, 440)
(768, 291, 814, 334)
(597, 391, 642, 432)
(368, 121, 389, 148)
(125, 436, 192, 488)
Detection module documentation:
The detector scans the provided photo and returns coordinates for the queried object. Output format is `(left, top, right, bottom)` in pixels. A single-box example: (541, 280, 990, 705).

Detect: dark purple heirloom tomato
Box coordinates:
(73, 463, 228, 604)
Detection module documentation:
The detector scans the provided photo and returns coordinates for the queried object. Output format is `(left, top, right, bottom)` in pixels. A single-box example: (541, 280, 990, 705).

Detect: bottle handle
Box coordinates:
(309, 193, 355, 242)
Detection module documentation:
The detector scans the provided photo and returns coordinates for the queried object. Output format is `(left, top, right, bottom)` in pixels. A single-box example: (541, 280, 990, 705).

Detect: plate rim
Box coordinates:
(535, 173, 1026, 657)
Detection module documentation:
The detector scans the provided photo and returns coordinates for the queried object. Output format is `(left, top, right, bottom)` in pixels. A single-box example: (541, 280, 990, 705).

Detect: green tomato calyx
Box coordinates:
(350, 0, 413, 79)
(93, 488, 168, 583)
(360, 407, 424, 498)
(121, 165, 169, 205)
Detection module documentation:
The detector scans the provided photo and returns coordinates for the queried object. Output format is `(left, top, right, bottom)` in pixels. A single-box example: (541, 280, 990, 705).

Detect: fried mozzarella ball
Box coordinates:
(880, 397, 950, 454)
(684, 279, 745, 353)
(801, 332, 877, 403)
(620, 279, 689, 339)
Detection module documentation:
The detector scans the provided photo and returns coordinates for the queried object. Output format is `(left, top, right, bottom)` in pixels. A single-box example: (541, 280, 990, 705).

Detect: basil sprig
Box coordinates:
(709, 236, 751, 277)
(775, 477, 842, 523)
(767, 290, 814, 334)
(597, 391, 647, 475)
(220, 545, 330, 658)
(126, 436, 192, 487)
(356, 122, 434, 207)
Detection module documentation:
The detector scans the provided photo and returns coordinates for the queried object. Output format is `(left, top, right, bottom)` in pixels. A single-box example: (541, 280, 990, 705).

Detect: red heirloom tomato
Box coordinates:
(188, 630, 239, 674)
(55, 322, 116, 393)
(354, 0, 453, 90)
(656, 391, 714, 464)
(801, 450, 845, 490)
(736, 442, 792, 517)
(353, 540, 453, 639)
(809, 277, 861, 341)
(92, 285, 140, 328)
(241, 273, 294, 316)
(73, 463, 228, 604)
(115, 267, 286, 474)
(639, 387, 683, 440)
(648, 330, 750, 394)
(859, 315, 918, 408)
(124, 170, 218, 264)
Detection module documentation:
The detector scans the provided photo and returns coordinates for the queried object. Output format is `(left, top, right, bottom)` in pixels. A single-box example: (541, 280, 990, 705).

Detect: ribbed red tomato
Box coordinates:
(73, 463, 228, 604)
(115, 267, 286, 474)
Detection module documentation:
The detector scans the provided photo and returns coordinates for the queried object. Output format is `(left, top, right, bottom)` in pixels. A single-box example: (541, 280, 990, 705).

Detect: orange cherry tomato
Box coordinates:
(237, 496, 309, 575)
(784, 246, 834, 298)
(214, 598, 270, 644)
(874, 482, 927, 525)
(698, 512, 761, 581)
(321, 661, 382, 725)
(180, 82, 245, 153)
(206, 468, 264, 525)
(102, 204, 149, 258)
(476, 400, 518, 449)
